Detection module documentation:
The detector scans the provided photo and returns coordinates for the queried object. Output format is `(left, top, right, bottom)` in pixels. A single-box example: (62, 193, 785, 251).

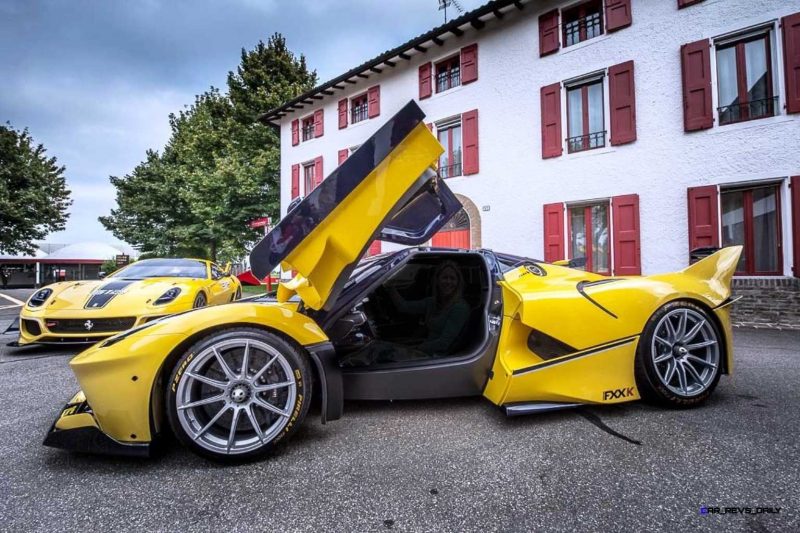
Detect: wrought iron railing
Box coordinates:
(436, 68, 461, 93)
(567, 131, 606, 153)
(563, 13, 602, 46)
(351, 103, 368, 123)
(718, 96, 778, 125)
(438, 162, 462, 179)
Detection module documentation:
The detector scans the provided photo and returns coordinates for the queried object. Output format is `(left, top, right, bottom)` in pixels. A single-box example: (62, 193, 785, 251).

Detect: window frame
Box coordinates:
(301, 115, 315, 142)
(435, 54, 462, 94)
(567, 201, 612, 276)
(562, 0, 604, 48)
(434, 117, 463, 179)
(302, 161, 316, 195)
(714, 29, 777, 126)
(720, 183, 783, 276)
(350, 92, 369, 124)
(565, 76, 606, 154)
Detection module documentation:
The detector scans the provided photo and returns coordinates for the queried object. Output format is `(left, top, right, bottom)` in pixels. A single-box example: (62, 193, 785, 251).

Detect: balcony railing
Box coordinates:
(567, 131, 606, 154)
(351, 104, 368, 124)
(436, 68, 461, 93)
(563, 13, 602, 46)
(718, 96, 778, 125)
(438, 162, 462, 179)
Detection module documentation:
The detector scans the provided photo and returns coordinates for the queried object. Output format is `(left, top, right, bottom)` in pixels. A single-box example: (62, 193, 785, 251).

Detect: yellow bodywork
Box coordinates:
(277, 123, 443, 310)
(19, 259, 241, 345)
(60, 301, 328, 444)
(483, 247, 740, 406)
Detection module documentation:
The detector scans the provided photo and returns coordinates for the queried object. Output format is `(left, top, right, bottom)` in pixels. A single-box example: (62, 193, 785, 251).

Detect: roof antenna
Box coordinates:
(438, 0, 464, 24)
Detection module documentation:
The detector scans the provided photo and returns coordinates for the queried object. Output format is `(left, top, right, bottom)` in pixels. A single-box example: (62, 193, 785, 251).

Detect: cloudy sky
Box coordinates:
(0, 0, 484, 247)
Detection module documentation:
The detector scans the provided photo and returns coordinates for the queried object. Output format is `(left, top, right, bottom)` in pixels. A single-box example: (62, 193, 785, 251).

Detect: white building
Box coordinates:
(262, 0, 800, 325)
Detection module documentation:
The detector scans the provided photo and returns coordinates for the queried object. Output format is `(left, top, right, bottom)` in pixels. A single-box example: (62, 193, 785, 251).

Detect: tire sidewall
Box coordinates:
(193, 292, 207, 308)
(165, 328, 312, 462)
(635, 300, 723, 408)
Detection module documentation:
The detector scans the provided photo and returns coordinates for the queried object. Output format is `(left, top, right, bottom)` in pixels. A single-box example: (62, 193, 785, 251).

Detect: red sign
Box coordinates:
(248, 217, 270, 229)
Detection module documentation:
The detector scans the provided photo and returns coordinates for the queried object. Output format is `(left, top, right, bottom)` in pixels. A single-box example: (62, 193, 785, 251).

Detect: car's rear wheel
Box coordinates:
(193, 292, 207, 308)
(232, 287, 241, 301)
(165, 328, 311, 462)
(635, 301, 722, 408)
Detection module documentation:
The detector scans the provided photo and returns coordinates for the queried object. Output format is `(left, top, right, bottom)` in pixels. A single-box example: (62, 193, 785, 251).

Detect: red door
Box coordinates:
(431, 229, 470, 249)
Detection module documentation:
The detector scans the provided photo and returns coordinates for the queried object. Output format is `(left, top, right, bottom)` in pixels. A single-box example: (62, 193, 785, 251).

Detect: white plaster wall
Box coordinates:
(279, 0, 800, 275)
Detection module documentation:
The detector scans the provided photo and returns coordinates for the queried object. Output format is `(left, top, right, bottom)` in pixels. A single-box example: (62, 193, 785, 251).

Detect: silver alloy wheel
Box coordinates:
(175, 338, 296, 455)
(650, 308, 720, 397)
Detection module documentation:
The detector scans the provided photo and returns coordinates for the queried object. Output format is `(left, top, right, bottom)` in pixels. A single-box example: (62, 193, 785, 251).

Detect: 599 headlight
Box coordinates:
(154, 287, 181, 305)
(28, 288, 53, 307)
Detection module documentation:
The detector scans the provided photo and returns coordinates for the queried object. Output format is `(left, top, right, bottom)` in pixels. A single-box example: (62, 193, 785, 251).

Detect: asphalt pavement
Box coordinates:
(0, 289, 798, 532)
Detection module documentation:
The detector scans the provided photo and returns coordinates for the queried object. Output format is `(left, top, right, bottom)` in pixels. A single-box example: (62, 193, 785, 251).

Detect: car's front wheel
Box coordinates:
(193, 292, 207, 308)
(165, 328, 311, 462)
(634, 301, 722, 408)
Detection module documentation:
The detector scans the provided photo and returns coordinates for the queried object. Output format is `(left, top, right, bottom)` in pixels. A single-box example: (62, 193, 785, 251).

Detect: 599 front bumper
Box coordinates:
(43, 391, 155, 457)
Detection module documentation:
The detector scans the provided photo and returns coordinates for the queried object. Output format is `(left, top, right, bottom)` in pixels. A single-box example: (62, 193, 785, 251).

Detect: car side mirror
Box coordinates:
(98, 271, 107, 280)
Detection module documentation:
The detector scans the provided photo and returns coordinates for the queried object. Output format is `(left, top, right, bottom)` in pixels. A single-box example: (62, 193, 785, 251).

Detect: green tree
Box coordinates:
(0, 124, 71, 255)
(100, 33, 316, 262)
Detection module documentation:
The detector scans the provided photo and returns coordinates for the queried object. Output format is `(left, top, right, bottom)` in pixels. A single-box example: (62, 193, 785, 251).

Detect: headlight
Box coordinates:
(28, 288, 53, 307)
(154, 287, 181, 305)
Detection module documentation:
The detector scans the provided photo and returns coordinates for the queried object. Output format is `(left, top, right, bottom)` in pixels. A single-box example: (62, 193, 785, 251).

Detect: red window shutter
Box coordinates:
(291, 164, 300, 199)
(540, 83, 563, 159)
(605, 0, 632, 32)
(368, 85, 380, 118)
(419, 62, 432, 99)
(338, 149, 348, 165)
(313, 109, 324, 137)
(461, 44, 478, 84)
(783, 12, 800, 114)
(791, 176, 800, 277)
(538, 9, 560, 56)
(612, 194, 641, 275)
(543, 202, 565, 262)
(462, 109, 479, 175)
(338, 99, 348, 129)
(314, 157, 323, 188)
(367, 241, 382, 257)
(291, 119, 299, 146)
(681, 39, 713, 131)
(678, 0, 704, 8)
(687, 185, 720, 250)
(608, 60, 637, 146)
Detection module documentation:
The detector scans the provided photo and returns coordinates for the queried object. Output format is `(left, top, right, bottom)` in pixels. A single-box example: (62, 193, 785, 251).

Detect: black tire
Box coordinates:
(635, 300, 723, 408)
(165, 327, 312, 463)
(193, 292, 207, 308)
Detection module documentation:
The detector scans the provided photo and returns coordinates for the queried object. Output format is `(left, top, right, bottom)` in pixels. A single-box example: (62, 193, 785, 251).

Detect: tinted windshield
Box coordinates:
(112, 259, 207, 279)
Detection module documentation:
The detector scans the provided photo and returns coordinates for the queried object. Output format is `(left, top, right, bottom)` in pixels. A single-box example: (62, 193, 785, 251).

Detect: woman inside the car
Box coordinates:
(341, 260, 470, 367)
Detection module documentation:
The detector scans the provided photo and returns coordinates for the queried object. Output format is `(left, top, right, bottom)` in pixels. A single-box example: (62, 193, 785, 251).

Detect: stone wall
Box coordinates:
(731, 278, 800, 330)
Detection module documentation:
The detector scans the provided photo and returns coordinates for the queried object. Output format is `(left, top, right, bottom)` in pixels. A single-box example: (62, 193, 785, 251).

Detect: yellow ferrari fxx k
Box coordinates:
(44, 102, 742, 462)
(19, 258, 241, 346)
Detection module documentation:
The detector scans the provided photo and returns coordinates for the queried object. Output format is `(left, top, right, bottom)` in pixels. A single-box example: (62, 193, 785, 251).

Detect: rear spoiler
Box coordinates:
(679, 246, 742, 303)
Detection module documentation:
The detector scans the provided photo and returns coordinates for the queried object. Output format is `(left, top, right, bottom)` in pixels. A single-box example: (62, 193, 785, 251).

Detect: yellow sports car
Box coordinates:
(18, 258, 241, 346)
(44, 102, 742, 462)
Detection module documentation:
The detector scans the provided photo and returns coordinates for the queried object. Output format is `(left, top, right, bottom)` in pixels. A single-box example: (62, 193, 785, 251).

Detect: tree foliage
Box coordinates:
(100, 33, 316, 261)
(0, 124, 71, 255)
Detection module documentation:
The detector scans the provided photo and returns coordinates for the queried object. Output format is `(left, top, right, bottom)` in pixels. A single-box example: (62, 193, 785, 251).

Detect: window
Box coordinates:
(436, 119, 462, 178)
(303, 163, 316, 194)
(566, 78, 605, 153)
(568, 202, 611, 275)
(301, 116, 314, 142)
(351, 93, 368, 124)
(436, 55, 461, 93)
(563, 0, 603, 47)
(716, 31, 776, 125)
(721, 184, 782, 275)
